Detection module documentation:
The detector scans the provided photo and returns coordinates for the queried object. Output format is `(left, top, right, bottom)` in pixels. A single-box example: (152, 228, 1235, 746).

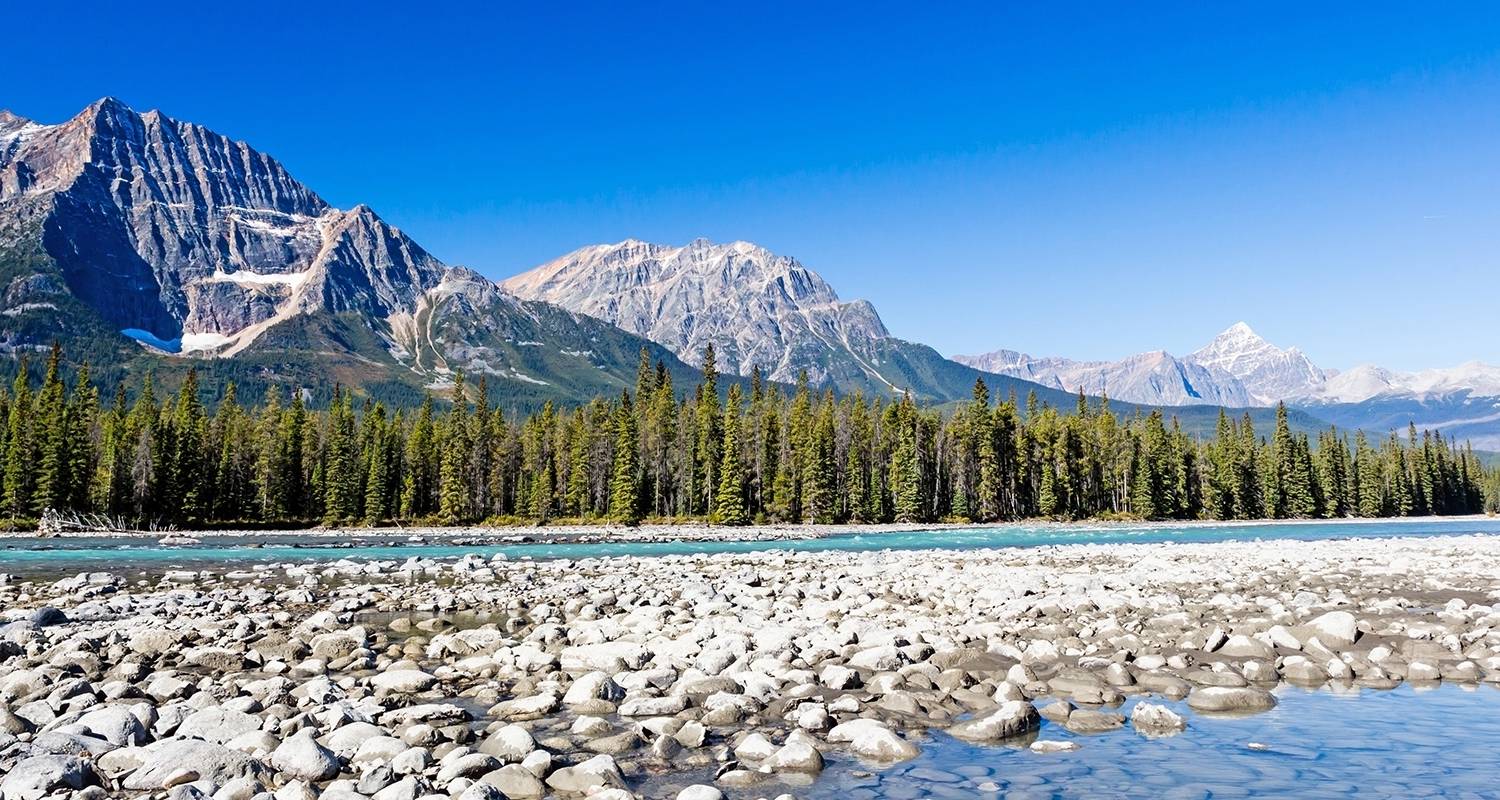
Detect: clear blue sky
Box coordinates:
(5, 2, 1500, 371)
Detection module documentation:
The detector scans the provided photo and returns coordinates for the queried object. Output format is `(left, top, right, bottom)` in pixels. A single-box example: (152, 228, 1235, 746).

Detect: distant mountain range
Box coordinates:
(958, 322, 1500, 447)
(1, 98, 1492, 445)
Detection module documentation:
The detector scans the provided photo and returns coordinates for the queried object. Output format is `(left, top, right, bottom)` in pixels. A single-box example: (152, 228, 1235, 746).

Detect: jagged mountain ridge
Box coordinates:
(0, 98, 709, 406)
(960, 322, 1500, 448)
(503, 239, 893, 386)
(504, 237, 1055, 404)
(1186, 322, 1328, 405)
(0, 99, 1371, 437)
(954, 348, 1253, 407)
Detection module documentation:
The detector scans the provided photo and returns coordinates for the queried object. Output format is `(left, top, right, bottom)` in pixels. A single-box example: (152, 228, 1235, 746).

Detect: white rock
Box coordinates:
(827, 719, 920, 762)
(271, 732, 341, 782)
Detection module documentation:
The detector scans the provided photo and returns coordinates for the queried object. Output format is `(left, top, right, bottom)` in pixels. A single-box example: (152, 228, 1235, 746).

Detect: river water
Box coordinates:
(787, 684, 1500, 800)
(3, 516, 1499, 574)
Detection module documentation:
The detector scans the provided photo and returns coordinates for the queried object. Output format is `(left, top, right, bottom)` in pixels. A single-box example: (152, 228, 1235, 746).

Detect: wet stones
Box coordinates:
(948, 700, 1042, 742)
(1063, 709, 1126, 733)
(1130, 702, 1187, 734)
(1186, 686, 1278, 714)
(827, 719, 920, 762)
(544, 753, 625, 794)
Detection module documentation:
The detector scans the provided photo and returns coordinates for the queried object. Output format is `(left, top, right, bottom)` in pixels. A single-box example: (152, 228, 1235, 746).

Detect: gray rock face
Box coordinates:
(0, 98, 703, 406)
(503, 238, 892, 386)
(0, 98, 452, 351)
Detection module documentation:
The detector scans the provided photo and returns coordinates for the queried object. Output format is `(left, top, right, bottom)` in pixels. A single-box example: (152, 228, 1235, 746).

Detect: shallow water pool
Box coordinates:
(641, 684, 1500, 799)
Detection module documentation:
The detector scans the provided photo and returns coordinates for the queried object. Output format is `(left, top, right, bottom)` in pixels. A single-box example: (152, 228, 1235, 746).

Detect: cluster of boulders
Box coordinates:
(2, 533, 1499, 799)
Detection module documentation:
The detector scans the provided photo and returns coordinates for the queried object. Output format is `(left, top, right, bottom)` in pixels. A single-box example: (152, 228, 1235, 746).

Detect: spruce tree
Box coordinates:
(714, 384, 748, 525)
(2, 362, 32, 519)
(609, 392, 641, 525)
(438, 374, 471, 524)
(801, 393, 837, 523)
(401, 393, 437, 518)
(891, 395, 923, 522)
(694, 344, 722, 515)
(32, 345, 68, 516)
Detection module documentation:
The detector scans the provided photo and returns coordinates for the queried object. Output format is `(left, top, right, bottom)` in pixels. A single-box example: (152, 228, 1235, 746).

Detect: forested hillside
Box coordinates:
(3, 344, 1491, 529)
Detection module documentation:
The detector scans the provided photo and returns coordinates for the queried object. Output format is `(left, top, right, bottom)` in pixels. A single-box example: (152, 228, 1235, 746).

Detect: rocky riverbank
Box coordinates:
(3, 534, 1499, 800)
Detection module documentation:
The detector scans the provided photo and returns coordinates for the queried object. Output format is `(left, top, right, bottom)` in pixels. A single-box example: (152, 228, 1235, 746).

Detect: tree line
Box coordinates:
(2, 344, 1493, 528)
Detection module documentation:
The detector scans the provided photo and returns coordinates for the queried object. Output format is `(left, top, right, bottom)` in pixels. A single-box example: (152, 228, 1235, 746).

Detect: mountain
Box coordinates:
(503, 239, 890, 385)
(961, 322, 1500, 448)
(500, 239, 1345, 437)
(504, 238, 1052, 403)
(0, 98, 706, 407)
(0, 100, 1374, 438)
(1185, 322, 1327, 405)
(1318, 362, 1500, 404)
(954, 348, 1252, 407)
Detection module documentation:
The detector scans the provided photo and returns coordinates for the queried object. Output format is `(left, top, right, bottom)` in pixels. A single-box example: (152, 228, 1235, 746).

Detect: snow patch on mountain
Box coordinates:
(963, 321, 1500, 419)
(1184, 322, 1327, 404)
(956, 347, 1252, 407)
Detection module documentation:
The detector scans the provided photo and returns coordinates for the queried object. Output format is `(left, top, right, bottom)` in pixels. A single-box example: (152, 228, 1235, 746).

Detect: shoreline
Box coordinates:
(3, 531, 1500, 798)
(3, 512, 1494, 543)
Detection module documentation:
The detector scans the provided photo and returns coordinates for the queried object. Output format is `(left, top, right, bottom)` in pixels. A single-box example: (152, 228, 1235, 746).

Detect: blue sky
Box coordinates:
(5, 2, 1500, 370)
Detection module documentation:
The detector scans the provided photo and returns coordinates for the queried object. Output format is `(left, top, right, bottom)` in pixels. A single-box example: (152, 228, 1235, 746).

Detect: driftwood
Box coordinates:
(37, 508, 178, 535)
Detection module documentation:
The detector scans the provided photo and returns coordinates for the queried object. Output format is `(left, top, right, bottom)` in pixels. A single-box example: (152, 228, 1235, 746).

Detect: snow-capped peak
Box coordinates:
(1186, 323, 1327, 404)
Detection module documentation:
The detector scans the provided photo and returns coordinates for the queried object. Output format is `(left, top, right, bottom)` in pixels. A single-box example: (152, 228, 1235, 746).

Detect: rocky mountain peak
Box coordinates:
(1187, 323, 1327, 404)
(503, 238, 891, 384)
(0, 109, 32, 133)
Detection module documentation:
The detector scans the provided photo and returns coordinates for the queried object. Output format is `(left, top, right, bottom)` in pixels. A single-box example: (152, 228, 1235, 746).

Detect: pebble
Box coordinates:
(1, 530, 1496, 799)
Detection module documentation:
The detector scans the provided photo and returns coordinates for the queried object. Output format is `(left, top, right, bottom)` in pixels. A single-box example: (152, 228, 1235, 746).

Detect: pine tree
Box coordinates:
(401, 394, 437, 518)
(609, 392, 641, 525)
(32, 345, 68, 516)
(973, 379, 1000, 522)
(438, 374, 471, 524)
(171, 369, 209, 522)
(1353, 431, 1383, 517)
(891, 394, 923, 522)
(714, 384, 748, 525)
(801, 393, 837, 523)
(2, 361, 33, 519)
(127, 374, 160, 516)
(362, 404, 392, 523)
(321, 388, 359, 523)
(97, 384, 131, 515)
(694, 344, 722, 515)
(1207, 409, 1237, 519)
